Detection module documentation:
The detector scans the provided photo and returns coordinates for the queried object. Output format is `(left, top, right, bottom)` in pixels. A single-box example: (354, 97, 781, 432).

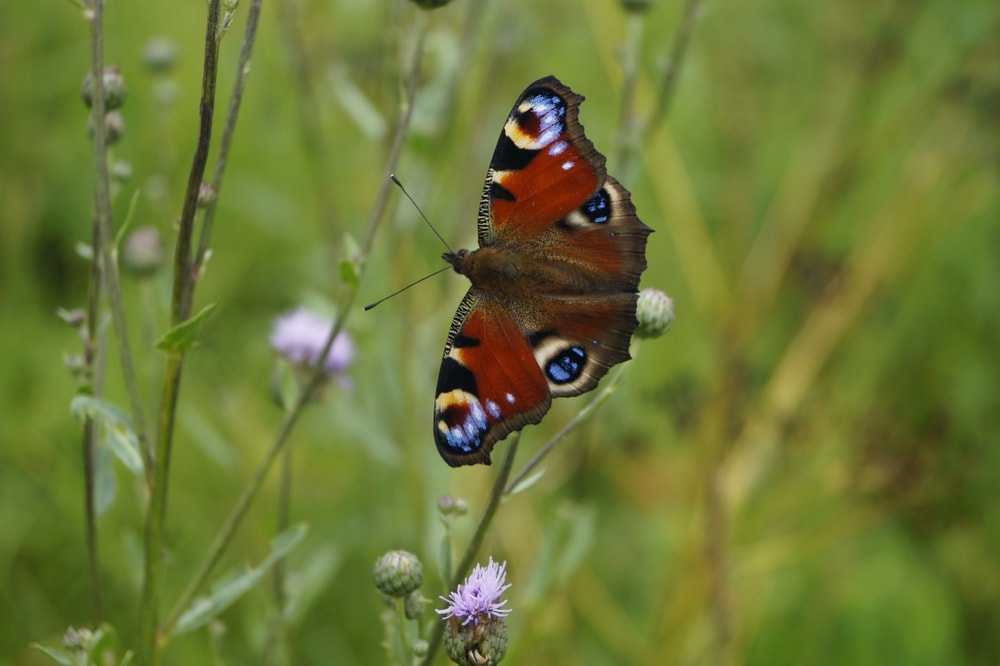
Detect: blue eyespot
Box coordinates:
(583, 189, 610, 224)
(546, 346, 586, 384)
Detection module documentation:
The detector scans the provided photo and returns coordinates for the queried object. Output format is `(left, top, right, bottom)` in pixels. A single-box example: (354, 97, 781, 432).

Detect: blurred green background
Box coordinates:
(1, 0, 999, 663)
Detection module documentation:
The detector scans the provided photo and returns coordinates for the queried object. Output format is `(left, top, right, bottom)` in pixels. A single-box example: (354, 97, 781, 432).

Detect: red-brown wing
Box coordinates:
(477, 76, 606, 246)
(434, 292, 551, 467)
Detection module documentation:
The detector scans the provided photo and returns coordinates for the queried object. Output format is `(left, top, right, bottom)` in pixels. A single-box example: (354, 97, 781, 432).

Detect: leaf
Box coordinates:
(173, 523, 309, 636)
(506, 468, 546, 496)
(112, 189, 142, 250)
(30, 644, 74, 666)
(156, 303, 218, 352)
(274, 359, 301, 412)
(70, 395, 144, 477)
(94, 445, 117, 517)
(339, 258, 359, 288)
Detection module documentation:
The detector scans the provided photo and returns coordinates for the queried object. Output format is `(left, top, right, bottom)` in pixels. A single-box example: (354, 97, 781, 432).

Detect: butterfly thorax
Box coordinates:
(444, 245, 584, 296)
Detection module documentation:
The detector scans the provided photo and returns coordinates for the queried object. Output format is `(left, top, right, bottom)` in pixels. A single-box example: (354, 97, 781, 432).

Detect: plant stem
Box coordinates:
(162, 10, 430, 638)
(138, 3, 223, 664)
(423, 436, 520, 665)
(648, 0, 703, 136)
(82, 224, 103, 623)
(195, 0, 265, 275)
(86, 1, 151, 483)
(616, 11, 644, 179)
(505, 363, 628, 495)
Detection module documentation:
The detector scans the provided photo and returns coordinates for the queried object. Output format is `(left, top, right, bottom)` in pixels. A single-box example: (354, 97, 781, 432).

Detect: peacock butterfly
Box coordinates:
(434, 75, 652, 467)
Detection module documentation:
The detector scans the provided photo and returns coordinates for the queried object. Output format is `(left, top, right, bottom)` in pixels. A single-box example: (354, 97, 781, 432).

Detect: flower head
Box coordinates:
(437, 558, 511, 627)
(270, 307, 354, 376)
(635, 288, 675, 339)
(373, 550, 424, 598)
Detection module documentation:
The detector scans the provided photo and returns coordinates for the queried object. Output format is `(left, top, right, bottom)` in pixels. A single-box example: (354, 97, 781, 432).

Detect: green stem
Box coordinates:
(86, 0, 151, 477)
(261, 434, 293, 666)
(161, 12, 430, 638)
(616, 11, 644, 179)
(139, 3, 223, 664)
(505, 363, 629, 495)
(82, 216, 103, 622)
(648, 0, 703, 136)
(423, 436, 520, 665)
(195, 0, 265, 275)
(396, 597, 413, 665)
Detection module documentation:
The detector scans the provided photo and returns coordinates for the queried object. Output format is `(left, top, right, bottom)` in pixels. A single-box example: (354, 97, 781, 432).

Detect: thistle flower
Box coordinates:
(270, 308, 354, 377)
(438, 559, 512, 665)
(437, 558, 511, 627)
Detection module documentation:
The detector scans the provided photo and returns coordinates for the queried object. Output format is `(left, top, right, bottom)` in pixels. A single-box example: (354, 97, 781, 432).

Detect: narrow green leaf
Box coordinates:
(112, 189, 142, 250)
(70, 395, 143, 477)
(30, 644, 74, 666)
(156, 302, 218, 352)
(339, 258, 359, 288)
(173, 523, 309, 636)
(275, 359, 301, 412)
(94, 446, 117, 516)
(507, 469, 545, 496)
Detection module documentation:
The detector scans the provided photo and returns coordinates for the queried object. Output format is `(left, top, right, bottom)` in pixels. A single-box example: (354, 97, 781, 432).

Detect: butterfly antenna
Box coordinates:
(363, 265, 453, 311)
(391, 174, 456, 255)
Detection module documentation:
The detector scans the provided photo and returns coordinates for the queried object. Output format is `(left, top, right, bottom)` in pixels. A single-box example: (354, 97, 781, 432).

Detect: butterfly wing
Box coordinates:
(478, 76, 606, 245)
(434, 291, 552, 467)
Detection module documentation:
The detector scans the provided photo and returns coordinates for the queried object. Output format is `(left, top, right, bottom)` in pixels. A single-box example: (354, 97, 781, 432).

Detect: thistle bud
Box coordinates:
(87, 111, 125, 145)
(620, 0, 656, 12)
(143, 37, 178, 72)
(635, 288, 674, 339)
(121, 226, 166, 277)
(81, 66, 127, 110)
(408, 0, 454, 8)
(373, 550, 424, 598)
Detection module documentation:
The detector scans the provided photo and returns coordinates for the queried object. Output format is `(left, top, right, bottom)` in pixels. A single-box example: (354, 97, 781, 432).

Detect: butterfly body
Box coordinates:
(434, 76, 652, 467)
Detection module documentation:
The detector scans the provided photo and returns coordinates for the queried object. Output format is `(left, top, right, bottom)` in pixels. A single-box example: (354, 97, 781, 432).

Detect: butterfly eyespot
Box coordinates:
(545, 346, 587, 384)
(505, 91, 566, 150)
(436, 389, 490, 454)
(582, 189, 610, 224)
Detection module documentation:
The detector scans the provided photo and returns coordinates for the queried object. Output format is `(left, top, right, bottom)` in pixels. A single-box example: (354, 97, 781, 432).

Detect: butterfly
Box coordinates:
(434, 75, 652, 467)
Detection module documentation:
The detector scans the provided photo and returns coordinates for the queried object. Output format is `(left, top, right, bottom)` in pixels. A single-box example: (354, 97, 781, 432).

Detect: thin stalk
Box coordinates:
(423, 436, 520, 665)
(505, 363, 629, 495)
(260, 439, 293, 666)
(86, 0, 151, 478)
(648, 0, 703, 136)
(82, 221, 103, 622)
(616, 12, 644, 178)
(162, 11, 431, 638)
(139, 3, 223, 664)
(195, 0, 265, 275)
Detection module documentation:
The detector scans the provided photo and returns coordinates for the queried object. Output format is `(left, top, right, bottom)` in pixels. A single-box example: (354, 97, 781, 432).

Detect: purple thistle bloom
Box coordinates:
(437, 558, 512, 627)
(270, 308, 354, 376)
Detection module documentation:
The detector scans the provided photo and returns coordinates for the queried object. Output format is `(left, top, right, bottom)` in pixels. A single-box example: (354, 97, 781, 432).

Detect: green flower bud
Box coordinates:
(404, 589, 427, 620)
(143, 37, 178, 72)
(111, 159, 133, 183)
(443, 616, 509, 665)
(620, 0, 656, 12)
(438, 494, 469, 517)
(87, 110, 125, 145)
(197, 182, 217, 208)
(373, 550, 423, 598)
(81, 66, 127, 110)
(635, 288, 674, 339)
(409, 0, 454, 8)
(121, 226, 166, 277)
